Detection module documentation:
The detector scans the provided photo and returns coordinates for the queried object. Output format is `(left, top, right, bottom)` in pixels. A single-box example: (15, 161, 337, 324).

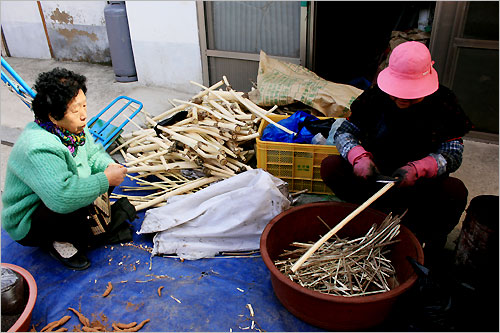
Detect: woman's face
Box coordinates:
(389, 95, 425, 109)
(50, 89, 87, 134)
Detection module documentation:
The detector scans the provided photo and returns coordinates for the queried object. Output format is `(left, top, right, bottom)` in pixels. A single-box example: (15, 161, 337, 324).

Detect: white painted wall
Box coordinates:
(0, 1, 52, 59)
(126, 1, 202, 93)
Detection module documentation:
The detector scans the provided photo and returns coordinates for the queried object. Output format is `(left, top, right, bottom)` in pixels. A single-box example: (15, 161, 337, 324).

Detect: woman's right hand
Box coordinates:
(104, 163, 127, 186)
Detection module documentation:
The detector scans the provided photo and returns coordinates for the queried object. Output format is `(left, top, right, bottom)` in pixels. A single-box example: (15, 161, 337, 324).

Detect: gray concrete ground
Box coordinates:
(1, 56, 498, 250)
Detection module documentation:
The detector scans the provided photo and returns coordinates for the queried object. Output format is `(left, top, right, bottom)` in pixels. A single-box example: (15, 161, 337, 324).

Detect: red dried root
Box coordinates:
(67, 307, 90, 327)
(90, 324, 107, 331)
(126, 319, 150, 332)
(114, 322, 137, 329)
(157, 286, 164, 297)
(41, 315, 71, 332)
(113, 319, 150, 332)
(102, 282, 113, 297)
(53, 328, 68, 332)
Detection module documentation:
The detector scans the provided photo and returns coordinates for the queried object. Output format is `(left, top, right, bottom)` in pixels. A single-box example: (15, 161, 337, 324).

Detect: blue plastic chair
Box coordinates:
(1, 56, 143, 150)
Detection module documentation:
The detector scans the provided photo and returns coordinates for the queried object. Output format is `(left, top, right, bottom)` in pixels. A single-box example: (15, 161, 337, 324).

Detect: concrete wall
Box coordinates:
(0, 1, 52, 59)
(126, 1, 202, 93)
(40, 1, 110, 64)
(1, 1, 203, 91)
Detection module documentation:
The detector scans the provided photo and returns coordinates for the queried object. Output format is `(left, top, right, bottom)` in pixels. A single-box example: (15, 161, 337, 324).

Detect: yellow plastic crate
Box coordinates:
(256, 114, 339, 194)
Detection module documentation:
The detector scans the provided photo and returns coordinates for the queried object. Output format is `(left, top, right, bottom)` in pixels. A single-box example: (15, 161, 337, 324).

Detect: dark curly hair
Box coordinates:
(32, 67, 87, 122)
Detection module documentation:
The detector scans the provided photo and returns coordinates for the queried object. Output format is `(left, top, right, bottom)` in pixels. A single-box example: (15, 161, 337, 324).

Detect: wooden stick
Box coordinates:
(225, 87, 296, 135)
(205, 97, 234, 117)
(126, 161, 198, 173)
(235, 132, 260, 141)
(126, 143, 162, 154)
(173, 98, 227, 121)
(135, 176, 221, 211)
(155, 125, 200, 149)
(120, 128, 156, 140)
(290, 182, 395, 273)
(207, 99, 246, 126)
(152, 80, 224, 121)
(125, 149, 169, 167)
(109, 131, 152, 155)
(190, 80, 234, 109)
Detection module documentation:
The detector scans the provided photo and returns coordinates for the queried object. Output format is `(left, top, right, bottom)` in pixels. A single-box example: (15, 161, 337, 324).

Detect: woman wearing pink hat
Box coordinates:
(321, 41, 472, 267)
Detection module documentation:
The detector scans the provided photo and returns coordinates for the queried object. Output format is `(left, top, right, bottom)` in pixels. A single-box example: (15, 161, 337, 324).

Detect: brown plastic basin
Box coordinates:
(260, 201, 424, 331)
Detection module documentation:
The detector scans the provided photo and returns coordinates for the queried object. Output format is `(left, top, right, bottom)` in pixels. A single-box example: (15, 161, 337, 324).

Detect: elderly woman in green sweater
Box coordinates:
(2, 68, 127, 270)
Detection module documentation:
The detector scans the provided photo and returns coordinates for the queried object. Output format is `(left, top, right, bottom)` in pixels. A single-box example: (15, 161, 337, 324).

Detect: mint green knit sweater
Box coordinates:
(2, 122, 114, 241)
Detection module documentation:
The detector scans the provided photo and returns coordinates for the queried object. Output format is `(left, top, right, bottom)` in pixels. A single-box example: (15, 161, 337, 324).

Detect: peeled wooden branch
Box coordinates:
(204, 163, 235, 177)
(222, 82, 295, 135)
(173, 98, 226, 121)
(291, 182, 395, 272)
(110, 131, 153, 155)
(125, 150, 170, 167)
(152, 80, 224, 121)
(120, 128, 156, 141)
(127, 161, 199, 174)
(167, 125, 228, 142)
(155, 125, 200, 150)
(206, 99, 247, 126)
(135, 176, 221, 211)
(235, 132, 260, 141)
(115, 76, 266, 213)
(127, 143, 163, 154)
(190, 80, 234, 109)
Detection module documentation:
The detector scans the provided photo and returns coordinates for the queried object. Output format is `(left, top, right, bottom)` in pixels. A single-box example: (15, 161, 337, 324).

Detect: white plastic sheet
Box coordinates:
(138, 169, 291, 259)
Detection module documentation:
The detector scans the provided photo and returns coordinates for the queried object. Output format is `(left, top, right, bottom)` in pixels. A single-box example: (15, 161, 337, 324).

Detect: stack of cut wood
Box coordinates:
(110, 76, 293, 211)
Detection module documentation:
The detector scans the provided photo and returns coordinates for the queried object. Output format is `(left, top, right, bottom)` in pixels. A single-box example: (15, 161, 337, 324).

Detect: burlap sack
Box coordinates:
(247, 50, 363, 117)
(375, 29, 431, 77)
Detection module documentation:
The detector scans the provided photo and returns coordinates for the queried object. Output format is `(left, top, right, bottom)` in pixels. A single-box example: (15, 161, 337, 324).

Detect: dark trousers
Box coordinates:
(18, 201, 95, 250)
(18, 187, 126, 250)
(320, 155, 468, 250)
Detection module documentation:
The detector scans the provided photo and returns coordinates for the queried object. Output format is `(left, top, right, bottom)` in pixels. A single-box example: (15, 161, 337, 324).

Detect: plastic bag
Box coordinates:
(311, 133, 327, 145)
(303, 118, 335, 138)
(138, 169, 291, 260)
(261, 110, 318, 144)
(326, 118, 347, 145)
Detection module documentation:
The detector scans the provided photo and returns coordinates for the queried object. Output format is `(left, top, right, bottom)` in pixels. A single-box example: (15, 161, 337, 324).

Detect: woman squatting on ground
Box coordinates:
(2, 68, 128, 270)
(321, 41, 473, 267)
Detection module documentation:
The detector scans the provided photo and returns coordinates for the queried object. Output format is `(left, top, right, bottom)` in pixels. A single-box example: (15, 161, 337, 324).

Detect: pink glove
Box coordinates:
(347, 145, 379, 180)
(391, 156, 438, 187)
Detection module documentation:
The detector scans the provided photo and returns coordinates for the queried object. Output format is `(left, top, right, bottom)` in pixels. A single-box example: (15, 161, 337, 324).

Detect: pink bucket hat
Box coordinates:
(377, 41, 439, 99)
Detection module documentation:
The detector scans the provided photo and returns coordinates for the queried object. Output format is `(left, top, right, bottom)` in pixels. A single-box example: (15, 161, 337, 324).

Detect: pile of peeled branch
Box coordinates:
(110, 76, 291, 211)
(274, 213, 404, 297)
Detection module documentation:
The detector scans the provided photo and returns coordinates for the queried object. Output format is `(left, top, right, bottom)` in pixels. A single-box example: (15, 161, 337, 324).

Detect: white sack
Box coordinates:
(138, 169, 290, 260)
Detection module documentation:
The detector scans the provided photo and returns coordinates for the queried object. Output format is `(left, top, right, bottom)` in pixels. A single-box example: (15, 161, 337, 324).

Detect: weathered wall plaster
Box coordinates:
(40, 1, 110, 64)
(1, 1, 203, 91)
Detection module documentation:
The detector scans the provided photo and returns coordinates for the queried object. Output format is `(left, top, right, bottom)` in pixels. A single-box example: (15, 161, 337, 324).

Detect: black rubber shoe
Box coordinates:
(48, 244, 91, 270)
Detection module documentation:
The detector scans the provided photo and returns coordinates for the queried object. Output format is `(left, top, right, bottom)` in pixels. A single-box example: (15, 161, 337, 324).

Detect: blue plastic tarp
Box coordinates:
(1, 175, 324, 332)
